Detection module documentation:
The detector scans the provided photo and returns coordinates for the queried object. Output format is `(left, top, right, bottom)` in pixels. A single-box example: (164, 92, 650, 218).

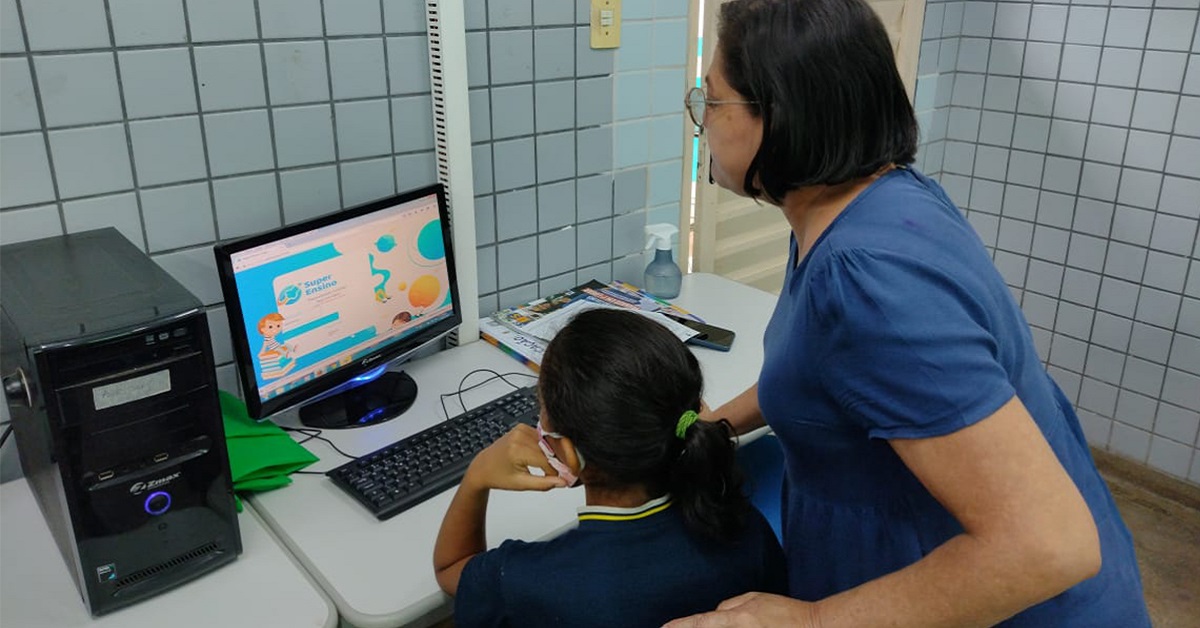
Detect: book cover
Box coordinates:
(478, 317, 546, 372)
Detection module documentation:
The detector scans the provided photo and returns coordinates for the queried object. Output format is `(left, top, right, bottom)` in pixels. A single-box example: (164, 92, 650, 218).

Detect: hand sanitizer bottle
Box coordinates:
(643, 223, 682, 299)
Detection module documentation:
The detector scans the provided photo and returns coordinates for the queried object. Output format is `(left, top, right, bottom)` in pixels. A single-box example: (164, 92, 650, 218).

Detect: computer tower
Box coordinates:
(0, 228, 241, 616)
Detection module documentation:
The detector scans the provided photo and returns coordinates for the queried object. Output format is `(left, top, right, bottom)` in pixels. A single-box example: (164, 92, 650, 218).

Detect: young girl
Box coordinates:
(433, 309, 786, 626)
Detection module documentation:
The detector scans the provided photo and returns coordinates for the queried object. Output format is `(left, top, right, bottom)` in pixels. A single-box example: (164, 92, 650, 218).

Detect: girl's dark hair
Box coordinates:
(539, 309, 749, 542)
(718, 0, 918, 200)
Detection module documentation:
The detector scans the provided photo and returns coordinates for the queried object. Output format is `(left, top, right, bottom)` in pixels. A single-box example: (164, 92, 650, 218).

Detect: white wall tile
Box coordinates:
(1166, 136, 1200, 177)
(1176, 96, 1200, 136)
(273, 104, 336, 168)
(324, 0, 383, 36)
(1147, 435, 1192, 477)
(1139, 51, 1188, 91)
(328, 39, 388, 99)
(280, 165, 340, 222)
(140, 182, 214, 252)
(1029, 5, 1068, 42)
(1105, 8, 1151, 48)
(263, 41, 330, 105)
(118, 48, 198, 119)
(388, 35, 433, 94)
(393, 151, 436, 193)
(259, 0, 324, 38)
(129, 116, 208, 186)
(0, 59, 39, 133)
(0, 0, 23, 53)
(48, 124, 133, 198)
(336, 99, 393, 159)
(1066, 6, 1108, 46)
(22, 0, 110, 51)
(213, 173, 281, 239)
(34, 53, 122, 127)
(62, 192, 144, 250)
(204, 110, 275, 176)
(109, 0, 187, 46)
(0, 205, 62, 244)
(390, 95, 435, 153)
(1160, 176, 1200, 218)
(1124, 130, 1171, 170)
(340, 157, 395, 206)
(195, 44, 267, 111)
(1131, 91, 1180, 133)
(994, 3, 1030, 40)
(187, 0, 259, 42)
(1098, 47, 1143, 87)
(151, 246, 222, 305)
(1092, 86, 1135, 126)
(1147, 9, 1198, 51)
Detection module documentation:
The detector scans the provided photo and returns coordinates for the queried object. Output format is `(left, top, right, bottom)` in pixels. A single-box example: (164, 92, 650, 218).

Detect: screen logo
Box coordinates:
(277, 285, 303, 305)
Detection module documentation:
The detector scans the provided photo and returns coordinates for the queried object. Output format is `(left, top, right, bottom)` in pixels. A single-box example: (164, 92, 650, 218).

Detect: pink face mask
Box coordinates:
(537, 422, 584, 487)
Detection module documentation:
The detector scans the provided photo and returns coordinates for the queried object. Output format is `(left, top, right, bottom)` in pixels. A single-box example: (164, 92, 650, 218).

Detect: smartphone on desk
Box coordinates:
(663, 314, 736, 352)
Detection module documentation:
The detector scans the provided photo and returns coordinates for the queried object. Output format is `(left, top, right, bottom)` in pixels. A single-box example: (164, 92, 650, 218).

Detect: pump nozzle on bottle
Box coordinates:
(643, 223, 682, 299)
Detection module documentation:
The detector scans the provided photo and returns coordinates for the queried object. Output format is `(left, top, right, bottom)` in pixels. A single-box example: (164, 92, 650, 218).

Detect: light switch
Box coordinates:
(591, 0, 620, 49)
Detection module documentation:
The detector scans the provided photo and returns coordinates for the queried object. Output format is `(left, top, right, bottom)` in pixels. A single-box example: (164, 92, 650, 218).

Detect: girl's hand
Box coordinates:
(462, 424, 567, 492)
(662, 593, 818, 628)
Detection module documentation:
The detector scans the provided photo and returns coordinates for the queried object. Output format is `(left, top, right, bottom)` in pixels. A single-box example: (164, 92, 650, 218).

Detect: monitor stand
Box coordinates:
(298, 371, 418, 429)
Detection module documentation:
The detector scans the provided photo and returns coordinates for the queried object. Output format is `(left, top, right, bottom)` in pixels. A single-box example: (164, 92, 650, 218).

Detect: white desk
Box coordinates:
(0, 479, 337, 628)
(250, 273, 778, 627)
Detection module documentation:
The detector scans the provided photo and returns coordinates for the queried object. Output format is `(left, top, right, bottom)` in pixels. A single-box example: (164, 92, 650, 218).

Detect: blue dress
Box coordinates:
(758, 168, 1149, 626)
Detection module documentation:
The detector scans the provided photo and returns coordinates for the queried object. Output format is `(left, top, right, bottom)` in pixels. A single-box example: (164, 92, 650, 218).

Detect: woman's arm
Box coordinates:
(432, 424, 566, 595)
(704, 383, 766, 435)
(667, 395, 1101, 627)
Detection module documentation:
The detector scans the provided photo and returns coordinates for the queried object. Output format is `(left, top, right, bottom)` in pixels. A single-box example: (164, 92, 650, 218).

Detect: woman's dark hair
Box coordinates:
(718, 0, 918, 200)
(539, 309, 749, 542)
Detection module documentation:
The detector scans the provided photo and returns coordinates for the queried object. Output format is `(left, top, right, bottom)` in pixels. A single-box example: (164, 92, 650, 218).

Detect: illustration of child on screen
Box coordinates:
(257, 312, 296, 379)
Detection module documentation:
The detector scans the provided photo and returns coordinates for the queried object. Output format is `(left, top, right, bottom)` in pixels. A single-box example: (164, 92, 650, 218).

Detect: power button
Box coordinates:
(144, 491, 172, 516)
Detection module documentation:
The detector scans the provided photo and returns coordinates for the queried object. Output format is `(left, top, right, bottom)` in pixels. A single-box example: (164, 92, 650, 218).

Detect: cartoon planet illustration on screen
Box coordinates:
(376, 234, 396, 253)
(396, 281, 407, 291)
(409, 275, 440, 309)
(408, 220, 445, 267)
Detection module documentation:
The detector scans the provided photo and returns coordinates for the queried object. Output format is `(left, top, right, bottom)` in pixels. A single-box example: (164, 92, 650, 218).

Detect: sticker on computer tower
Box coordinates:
(96, 563, 117, 583)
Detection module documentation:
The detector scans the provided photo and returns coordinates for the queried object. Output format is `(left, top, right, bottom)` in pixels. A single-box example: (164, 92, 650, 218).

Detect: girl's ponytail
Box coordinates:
(669, 414, 749, 543)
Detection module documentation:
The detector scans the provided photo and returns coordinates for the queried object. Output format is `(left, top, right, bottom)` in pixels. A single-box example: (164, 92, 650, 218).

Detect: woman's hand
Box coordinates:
(462, 424, 567, 492)
(663, 593, 818, 628)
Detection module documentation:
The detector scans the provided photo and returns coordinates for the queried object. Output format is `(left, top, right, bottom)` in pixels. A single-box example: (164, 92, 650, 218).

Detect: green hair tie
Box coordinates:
(675, 410, 700, 439)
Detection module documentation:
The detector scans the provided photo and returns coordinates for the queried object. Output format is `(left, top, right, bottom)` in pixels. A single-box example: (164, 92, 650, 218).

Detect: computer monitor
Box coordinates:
(213, 183, 461, 429)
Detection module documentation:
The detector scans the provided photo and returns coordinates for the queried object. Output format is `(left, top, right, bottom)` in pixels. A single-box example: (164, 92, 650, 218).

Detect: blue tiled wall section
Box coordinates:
(919, 0, 1200, 484)
(0, 0, 438, 395)
(470, 0, 692, 316)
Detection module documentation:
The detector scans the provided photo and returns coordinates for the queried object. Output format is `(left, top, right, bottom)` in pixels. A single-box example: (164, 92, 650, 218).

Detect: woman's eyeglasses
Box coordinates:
(685, 86, 757, 128)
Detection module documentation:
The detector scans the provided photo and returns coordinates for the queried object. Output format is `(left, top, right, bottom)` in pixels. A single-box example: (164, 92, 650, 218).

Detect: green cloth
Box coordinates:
(220, 391, 319, 509)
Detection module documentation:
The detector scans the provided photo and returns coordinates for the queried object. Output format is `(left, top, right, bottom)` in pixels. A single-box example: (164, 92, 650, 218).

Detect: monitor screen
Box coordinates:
(214, 184, 460, 426)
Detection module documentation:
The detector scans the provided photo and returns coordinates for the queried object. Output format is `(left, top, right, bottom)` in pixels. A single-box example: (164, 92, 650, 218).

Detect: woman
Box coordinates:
(668, 0, 1150, 626)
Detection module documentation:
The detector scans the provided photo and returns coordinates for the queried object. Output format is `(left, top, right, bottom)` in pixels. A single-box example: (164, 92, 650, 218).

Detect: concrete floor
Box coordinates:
(1094, 449, 1200, 628)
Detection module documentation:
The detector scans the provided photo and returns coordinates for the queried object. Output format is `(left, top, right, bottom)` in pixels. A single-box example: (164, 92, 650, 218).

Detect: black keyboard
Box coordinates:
(327, 386, 540, 520)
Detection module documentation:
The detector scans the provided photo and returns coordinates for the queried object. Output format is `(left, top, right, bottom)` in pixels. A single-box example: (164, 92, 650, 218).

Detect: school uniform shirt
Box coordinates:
(758, 167, 1150, 626)
(454, 495, 787, 627)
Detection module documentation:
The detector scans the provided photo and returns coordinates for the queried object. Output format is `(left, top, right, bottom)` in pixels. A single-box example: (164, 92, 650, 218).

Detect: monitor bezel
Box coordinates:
(213, 183, 461, 420)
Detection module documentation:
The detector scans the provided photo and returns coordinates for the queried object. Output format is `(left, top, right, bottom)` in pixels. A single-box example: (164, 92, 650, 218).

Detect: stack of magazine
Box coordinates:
(479, 279, 702, 372)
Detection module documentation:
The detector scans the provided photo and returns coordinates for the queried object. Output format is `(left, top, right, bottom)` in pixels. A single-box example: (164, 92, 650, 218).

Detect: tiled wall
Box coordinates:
(0, 0, 440, 396)
(470, 0, 690, 316)
(916, 0, 1200, 485)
